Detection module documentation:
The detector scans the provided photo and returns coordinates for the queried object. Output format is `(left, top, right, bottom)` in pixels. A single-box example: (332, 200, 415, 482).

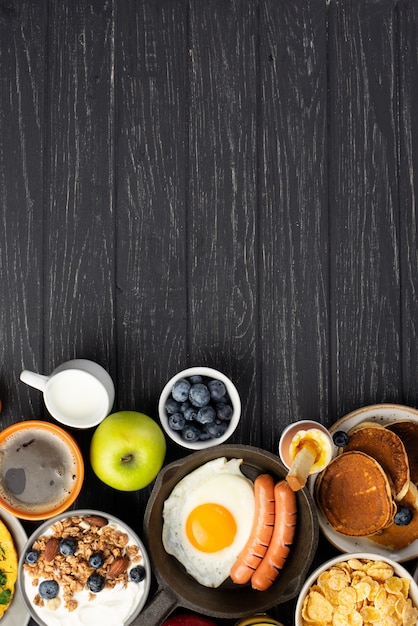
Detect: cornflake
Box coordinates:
(300, 558, 418, 626)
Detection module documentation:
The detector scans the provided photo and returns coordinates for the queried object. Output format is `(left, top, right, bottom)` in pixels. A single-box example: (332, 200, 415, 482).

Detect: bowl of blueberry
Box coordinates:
(18, 509, 151, 626)
(158, 367, 241, 450)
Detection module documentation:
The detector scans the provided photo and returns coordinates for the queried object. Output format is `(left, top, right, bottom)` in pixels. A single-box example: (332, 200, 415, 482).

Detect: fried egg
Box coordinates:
(162, 457, 255, 588)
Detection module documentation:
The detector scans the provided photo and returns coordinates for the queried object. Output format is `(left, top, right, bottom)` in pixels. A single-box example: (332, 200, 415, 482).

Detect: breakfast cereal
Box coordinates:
(300, 558, 418, 626)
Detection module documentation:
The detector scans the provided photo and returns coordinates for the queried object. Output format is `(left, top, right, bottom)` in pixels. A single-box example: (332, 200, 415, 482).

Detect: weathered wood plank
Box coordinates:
(188, 0, 259, 445)
(328, 0, 401, 416)
(398, 0, 418, 406)
(45, 0, 115, 369)
(0, 0, 47, 425)
(115, 0, 188, 490)
(259, 0, 329, 444)
(45, 0, 116, 511)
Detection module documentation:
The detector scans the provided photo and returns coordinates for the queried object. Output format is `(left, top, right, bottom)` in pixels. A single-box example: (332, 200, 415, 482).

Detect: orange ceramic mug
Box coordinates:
(0, 420, 84, 521)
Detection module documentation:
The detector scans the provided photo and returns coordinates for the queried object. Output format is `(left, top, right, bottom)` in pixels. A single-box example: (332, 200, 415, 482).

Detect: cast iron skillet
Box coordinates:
(131, 444, 319, 625)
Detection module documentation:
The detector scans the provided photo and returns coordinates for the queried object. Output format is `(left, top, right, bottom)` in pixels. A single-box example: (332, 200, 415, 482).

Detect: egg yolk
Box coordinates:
(185, 503, 237, 552)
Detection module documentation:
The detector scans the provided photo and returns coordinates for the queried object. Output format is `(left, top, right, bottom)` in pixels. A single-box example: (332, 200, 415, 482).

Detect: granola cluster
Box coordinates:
(23, 514, 143, 613)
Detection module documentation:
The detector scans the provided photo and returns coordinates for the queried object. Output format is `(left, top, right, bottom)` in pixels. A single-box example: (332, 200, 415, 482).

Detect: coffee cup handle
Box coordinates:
(20, 370, 49, 392)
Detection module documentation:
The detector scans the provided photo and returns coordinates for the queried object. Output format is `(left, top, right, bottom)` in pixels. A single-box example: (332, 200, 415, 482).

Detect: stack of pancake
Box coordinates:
(315, 420, 418, 550)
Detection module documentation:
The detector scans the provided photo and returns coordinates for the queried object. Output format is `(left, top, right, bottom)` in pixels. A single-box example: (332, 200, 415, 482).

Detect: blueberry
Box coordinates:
(199, 428, 213, 441)
(87, 573, 105, 593)
(59, 537, 77, 556)
(394, 505, 413, 526)
(129, 566, 146, 583)
(189, 383, 210, 407)
(39, 580, 59, 599)
(88, 552, 104, 569)
(184, 406, 198, 421)
(205, 421, 228, 438)
(181, 423, 201, 442)
(189, 375, 202, 384)
(168, 412, 186, 431)
(196, 405, 216, 424)
(25, 550, 39, 565)
(180, 401, 191, 413)
(208, 379, 226, 401)
(216, 402, 233, 421)
(165, 397, 180, 414)
(332, 431, 349, 447)
(172, 379, 191, 402)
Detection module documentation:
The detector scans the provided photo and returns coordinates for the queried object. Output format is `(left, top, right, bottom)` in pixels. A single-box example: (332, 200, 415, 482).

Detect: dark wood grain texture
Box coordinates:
(115, 0, 188, 423)
(0, 1, 417, 625)
(259, 0, 329, 454)
(398, 0, 418, 406)
(43, 0, 117, 520)
(188, 0, 259, 446)
(115, 0, 188, 527)
(45, 0, 115, 368)
(0, 0, 47, 425)
(328, 0, 402, 415)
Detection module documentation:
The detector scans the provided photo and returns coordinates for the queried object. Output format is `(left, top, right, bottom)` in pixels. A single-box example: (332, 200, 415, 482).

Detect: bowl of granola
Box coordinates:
(18, 509, 151, 626)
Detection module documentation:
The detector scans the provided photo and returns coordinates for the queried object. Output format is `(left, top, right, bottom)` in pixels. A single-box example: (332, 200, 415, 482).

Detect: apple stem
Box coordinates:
(121, 454, 134, 463)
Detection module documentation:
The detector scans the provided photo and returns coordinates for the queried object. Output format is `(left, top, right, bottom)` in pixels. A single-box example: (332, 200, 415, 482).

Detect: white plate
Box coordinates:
(0, 510, 30, 626)
(309, 403, 418, 562)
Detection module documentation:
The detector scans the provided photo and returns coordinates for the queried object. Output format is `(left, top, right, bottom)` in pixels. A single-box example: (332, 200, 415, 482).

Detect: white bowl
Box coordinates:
(158, 367, 241, 450)
(310, 403, 418, 562)
(18, 509, 151, 626)
(295, 552, 418, 626)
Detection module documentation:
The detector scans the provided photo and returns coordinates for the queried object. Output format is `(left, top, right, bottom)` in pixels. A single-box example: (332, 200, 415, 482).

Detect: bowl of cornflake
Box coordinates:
(295, 552, 418, 626)
(18, 509, 151, 626)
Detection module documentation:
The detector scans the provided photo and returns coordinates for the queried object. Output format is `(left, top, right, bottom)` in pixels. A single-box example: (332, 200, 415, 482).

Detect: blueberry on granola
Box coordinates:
(39, 579, 59, 599)
(87, 573, 105, 593)
(59, 537, 77, 556)
(88, 552, 105, 569)
(25, 549, 39, 564)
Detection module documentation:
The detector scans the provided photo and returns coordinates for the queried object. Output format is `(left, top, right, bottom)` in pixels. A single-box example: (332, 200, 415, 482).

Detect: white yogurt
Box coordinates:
(23, 582, 142, 626)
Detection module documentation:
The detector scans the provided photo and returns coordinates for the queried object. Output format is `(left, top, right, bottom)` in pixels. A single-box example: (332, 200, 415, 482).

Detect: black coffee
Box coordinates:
(0, 427, 77, 514)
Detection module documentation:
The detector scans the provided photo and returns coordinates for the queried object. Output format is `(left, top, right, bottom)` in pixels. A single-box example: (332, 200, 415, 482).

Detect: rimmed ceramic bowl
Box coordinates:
(310, 403, 418, 562)
(295, 552, 418, 625)
(158, 367, 241, 450)
(0, 420, 84, 521)
(18, 509, 152, 626)
(139, 444, 319, 625)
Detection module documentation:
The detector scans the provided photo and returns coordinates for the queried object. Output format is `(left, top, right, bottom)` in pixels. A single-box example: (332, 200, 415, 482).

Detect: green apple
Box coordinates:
(90, 411, 166, 491)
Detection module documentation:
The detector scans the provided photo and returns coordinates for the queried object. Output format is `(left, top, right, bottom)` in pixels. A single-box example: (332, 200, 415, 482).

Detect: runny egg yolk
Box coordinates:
(185, 502, 237, 552)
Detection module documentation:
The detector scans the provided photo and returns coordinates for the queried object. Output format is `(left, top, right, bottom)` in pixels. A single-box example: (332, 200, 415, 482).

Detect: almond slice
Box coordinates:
(83, 515, 108, 528)
(107, 556, 130, 578)
(44, 537, 59, 562)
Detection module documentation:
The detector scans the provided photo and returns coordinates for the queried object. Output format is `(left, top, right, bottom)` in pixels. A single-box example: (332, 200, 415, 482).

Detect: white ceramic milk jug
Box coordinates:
(20, 359, 115, 429)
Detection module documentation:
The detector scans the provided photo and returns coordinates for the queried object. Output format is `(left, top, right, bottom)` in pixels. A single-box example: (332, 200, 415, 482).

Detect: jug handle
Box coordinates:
(20, 370, 49, 392)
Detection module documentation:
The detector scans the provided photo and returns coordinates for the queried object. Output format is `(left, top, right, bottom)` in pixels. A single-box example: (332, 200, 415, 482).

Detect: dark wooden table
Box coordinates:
(1, 0, 417, 624)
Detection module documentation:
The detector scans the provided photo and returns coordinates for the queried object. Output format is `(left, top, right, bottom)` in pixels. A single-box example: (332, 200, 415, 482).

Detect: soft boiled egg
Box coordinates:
(162, 457, 255, 588)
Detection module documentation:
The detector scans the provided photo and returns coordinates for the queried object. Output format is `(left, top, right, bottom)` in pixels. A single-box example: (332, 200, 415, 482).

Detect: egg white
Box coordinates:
(162, 457, 255, 588)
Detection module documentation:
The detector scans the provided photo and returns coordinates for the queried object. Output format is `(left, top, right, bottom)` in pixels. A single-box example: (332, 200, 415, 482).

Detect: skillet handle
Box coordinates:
(128, 587, 178, 626)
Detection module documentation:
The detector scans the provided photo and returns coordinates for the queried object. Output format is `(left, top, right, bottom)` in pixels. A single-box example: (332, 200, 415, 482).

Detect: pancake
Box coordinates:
(315, 451, 395, 537)
(342, 422, 409, 501)
(368, 482, 418, 550)
(0, 518, 18, 618)
(386, 420, 418, 486)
